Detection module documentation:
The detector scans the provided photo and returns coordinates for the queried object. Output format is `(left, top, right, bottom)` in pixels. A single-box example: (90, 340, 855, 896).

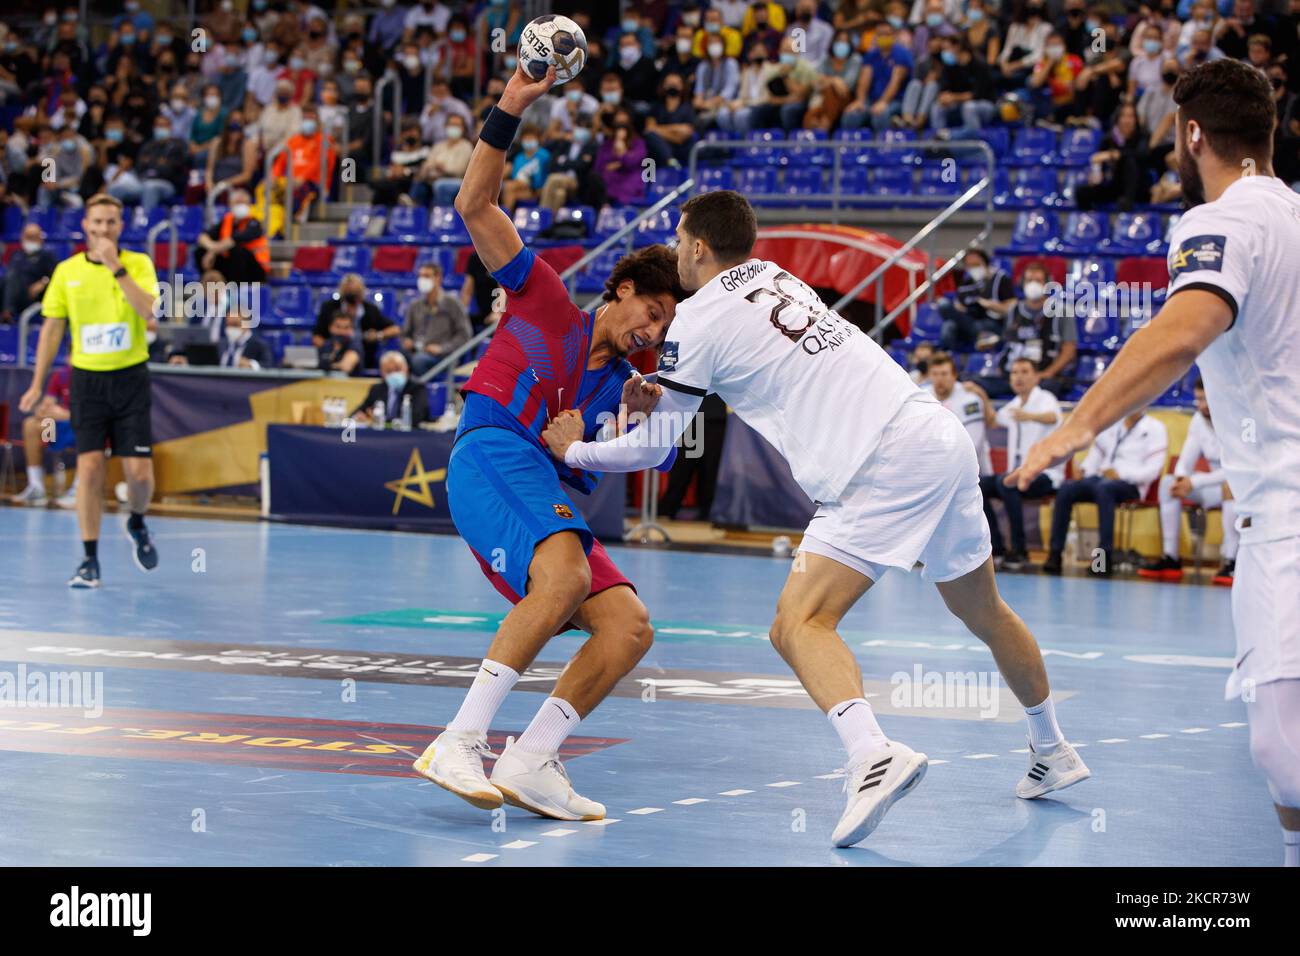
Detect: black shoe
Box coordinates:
(1002, 549, 1027, 571)
(1040, 553, 1063, 575)
(1137, 554, 1183, 581)
(125, 520, 158, 571)
(68, 557, 101, 589)
(1212, 559, 1235, 587)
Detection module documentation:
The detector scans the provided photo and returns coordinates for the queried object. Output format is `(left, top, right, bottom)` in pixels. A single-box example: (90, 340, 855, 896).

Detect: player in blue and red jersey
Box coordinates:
(413, 63, 687, 821)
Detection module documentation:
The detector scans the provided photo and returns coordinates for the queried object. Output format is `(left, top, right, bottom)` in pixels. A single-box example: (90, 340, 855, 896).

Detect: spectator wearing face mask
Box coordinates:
(395, 42, 429, 117)
(1128, 20, 1169, 100)
(613, 32, 660, 114)
(352, 351, 431, 425)
(297, 15, 336, 77)
(271, 108, 337, 221)
(2, 224, 57, 322)
(318, 311, 362, 375)
(911, 0, 959, 64)
(1075, 103, 1150, 211)
(259, 79, 303, 153)
(842, 21, 913, 132)
(694, 7, 744, 59)
(371, 120, 429, 206)
(419, 78, 474, 144)
(107, 115, 187, 209)
(547, 84, 599, 138)
(695, 37, 742, 130)
(404, 0, 453, 40)
(194, 187, 269, 284)
(37, 126, 91, 209)
(663, 24, 701, 84)
(445, 15, 477, 99)
(160, 85, 197, 142)
(937, 248, 1015, 351)
(189, 84, 228, 166)
(761, 34, 820, 130)
(344, 74, 377, 182)
(644, 74, 698, 168)
(595, 110, 646, 205)
(742, 1, 784, 60)
(215, 307, 273, 370)
(402, 263, 472, 377)
(805, 30, 861, 130)
(541, 123, 605, 214)
(997, 0, 1051, 90)
(790, 1, 834, 65)
(501, 124, 551, 212)
(412, 115, 473, 206)
(976, 261, 1077, 399)
(930, 35, 998, 135)
(314, 274, 398, 371)
(1027, 30, 1083, 122)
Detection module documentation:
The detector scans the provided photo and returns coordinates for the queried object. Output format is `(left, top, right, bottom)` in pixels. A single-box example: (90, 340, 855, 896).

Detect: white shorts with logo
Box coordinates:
(1224, 533, 1300, 701)
(799, 397, 992, 584)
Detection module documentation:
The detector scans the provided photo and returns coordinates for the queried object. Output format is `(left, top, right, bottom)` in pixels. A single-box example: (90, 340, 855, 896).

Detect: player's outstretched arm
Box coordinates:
(453, 64, 556, 273)
(541, 389, 703, 473)
(1007, 288, 1232, 490)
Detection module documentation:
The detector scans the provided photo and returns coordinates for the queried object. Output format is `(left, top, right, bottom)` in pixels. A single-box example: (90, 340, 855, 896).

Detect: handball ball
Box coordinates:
(518, 15, 588, 84)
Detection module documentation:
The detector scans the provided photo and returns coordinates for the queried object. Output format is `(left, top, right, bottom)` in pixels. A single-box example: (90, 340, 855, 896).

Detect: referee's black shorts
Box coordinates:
(69, 361, 152, 457)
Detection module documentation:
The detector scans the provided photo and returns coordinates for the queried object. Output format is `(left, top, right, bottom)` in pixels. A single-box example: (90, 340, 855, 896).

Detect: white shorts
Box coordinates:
(799, 397, 992, 584)
(1225, 534, 1300, 701)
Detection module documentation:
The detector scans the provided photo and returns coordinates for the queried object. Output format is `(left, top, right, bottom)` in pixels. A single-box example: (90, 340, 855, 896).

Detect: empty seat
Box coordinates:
(1010, 126, 1058, 166)
(1057, 211, 1108, 253)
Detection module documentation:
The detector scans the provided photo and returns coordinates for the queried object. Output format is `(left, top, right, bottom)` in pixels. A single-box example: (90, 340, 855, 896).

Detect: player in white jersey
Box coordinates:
(1137, 378, 1239, 585)
(540, 190, 1090, 848)
(1010, 59, 1300, 866)
(925, 351, 995, 475)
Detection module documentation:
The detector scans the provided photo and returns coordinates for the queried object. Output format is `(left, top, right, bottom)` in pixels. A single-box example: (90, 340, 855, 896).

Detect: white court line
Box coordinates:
(1181, 727, 1210, 734)
(929, 759, 949, 765)
(583, 819, 619, 827)
(766, 781, 801, 788)
(541, 828, 577, 837)
(718, 789, 754, 796)
(1098, 738, 1128, 744)
(673, 798, 708, 805)
(462, 853, 497, 863)
(964, 753, 999, 760)
(1140, 733, 1170, 739)
(501, 840, 537, 850)
(627, 807, 663, 815)
(814, 772, 845, 780)
(1219, 722, 1246, 728)
(1010, 748, 1031, 754)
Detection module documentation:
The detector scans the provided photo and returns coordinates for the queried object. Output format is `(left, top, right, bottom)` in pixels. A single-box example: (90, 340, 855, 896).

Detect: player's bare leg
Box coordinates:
(68, 450, 106, 588)
(491, 585, 654, 821)
(769, 552, 927, 846)
(936, 557, 1090, 798)
(415, 531, 591, 810)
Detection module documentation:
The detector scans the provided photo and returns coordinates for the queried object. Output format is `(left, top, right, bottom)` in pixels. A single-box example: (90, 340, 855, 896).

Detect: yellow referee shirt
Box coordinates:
(41, 250, 159, 372)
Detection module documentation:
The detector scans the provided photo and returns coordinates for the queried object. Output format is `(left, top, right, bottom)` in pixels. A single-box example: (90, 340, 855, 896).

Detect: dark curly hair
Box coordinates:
(602, 244, 687, 303)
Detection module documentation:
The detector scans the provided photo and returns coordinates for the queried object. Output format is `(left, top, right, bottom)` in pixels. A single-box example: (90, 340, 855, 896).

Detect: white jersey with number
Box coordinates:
(655, 258, 931, 503)
(1165, 174, 1300, 543)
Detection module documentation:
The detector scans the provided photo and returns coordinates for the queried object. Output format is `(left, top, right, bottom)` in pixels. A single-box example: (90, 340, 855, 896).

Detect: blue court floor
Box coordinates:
(0, 507, 1277, 866)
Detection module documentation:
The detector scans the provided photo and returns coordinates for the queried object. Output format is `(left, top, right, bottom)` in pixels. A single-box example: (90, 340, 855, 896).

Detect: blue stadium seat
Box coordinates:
(1076, 309, 1121, 351)
(26, 207, 61, 239)
(0, 323, 18, 364)
(330, 243, 371, 279)
(910, 302, 943, 342)
(1059, 127, 1101, 166)
(386, 205, 429, 243)
(511, 205, 552, 244)
(916, 163, 964, 199)
(1047, 167, 1090, 208)
(368, 288, 400, 319)
(877, 128, 919, 166)
(1, 206, 24, 241)
(59, 207, 85, 241)
(1149, 212, 1180, 255)
(415, 246, 457, 275)
(836, 166, 871, 204)
(737, 128, 785, 167)
(868, 165, 913, 198)
(633, 207, 675, 247)
(271, 286, 314, 327)
(1057, 211, 1108, 253)
(990, 167, 1013, 207)
(655, 166, 685, 188)
(1068, 354, 1111, 400)
(555, 205, 596, 239)
(1102, 211, 1161, 255)
(833, 128, 874, 167)
(1001, 210, 1060, 254)
(1007, 167, 1056, 208)
(779, 166, 826, 205)
(1069, 257, 1116, 284)
(329, 205, 381, 245)
(428, 206, 470, 244)
(974, 127, 1010, 159)
(595, 205, 634, 241)
(1010, 127, 1058, 166)
(170, 204, 205, 242)
(121, 206, 167, 243)
(786, 128, 831, 166)
(964, 351, 1000, 378)
(697, 167, 734, 192)
(735, 167, 777, 197)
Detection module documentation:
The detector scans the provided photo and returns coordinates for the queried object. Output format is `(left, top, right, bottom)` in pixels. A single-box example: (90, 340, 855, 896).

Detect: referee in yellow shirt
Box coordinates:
(19, 193, 161, 588)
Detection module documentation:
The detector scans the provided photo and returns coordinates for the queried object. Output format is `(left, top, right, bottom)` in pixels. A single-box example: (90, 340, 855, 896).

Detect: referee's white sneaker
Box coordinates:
(11, 484, 47, 506)
(489, 737, 605, 821)
(1016, 739, 1091, 799)
(413, 730, 502, 810)
(832, 740, 928, 848)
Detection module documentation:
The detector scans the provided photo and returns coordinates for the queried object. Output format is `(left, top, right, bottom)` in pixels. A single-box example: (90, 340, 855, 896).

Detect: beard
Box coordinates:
(1178, 147, 1206, 207)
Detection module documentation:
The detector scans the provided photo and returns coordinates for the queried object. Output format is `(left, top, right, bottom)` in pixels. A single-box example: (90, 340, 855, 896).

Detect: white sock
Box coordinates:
(1025, 695, 1065, 750)
(516, 697, 580, 755)
(828, 698, 889, 766)
(1284, 828, 1300, 868)
(26, 465, 44, 487)
(446, 659, 519, 734)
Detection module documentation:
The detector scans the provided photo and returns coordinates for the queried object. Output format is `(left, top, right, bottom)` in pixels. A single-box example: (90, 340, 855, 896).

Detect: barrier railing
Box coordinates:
(262, 141, 295, 240)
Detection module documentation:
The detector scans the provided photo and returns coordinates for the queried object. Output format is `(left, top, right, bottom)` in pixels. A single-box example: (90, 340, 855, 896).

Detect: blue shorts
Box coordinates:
(49, 420, 76, 452)
(447, 426, 596, 600)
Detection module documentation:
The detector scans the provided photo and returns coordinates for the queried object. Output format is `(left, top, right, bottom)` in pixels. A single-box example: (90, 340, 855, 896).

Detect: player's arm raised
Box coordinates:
(1007, 288, 1232, 490)
(453, 64, 556, 273)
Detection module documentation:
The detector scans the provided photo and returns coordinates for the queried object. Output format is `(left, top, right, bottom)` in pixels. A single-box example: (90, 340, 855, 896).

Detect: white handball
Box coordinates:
(518, 14, 588, 85)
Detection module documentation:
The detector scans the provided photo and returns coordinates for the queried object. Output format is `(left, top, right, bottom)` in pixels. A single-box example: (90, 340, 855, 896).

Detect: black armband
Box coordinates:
(479, 106, 522, 151)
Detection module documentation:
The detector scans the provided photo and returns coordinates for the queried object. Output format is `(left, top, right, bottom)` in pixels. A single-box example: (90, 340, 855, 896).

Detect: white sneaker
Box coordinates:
(54, 484, 78, 509)
(831, 740, 928, 848)
(412, 730, 503, 810)
(1016, 739, 1091, 799)
(11, 484, 47, 506)
(489, 737, 605, 821)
